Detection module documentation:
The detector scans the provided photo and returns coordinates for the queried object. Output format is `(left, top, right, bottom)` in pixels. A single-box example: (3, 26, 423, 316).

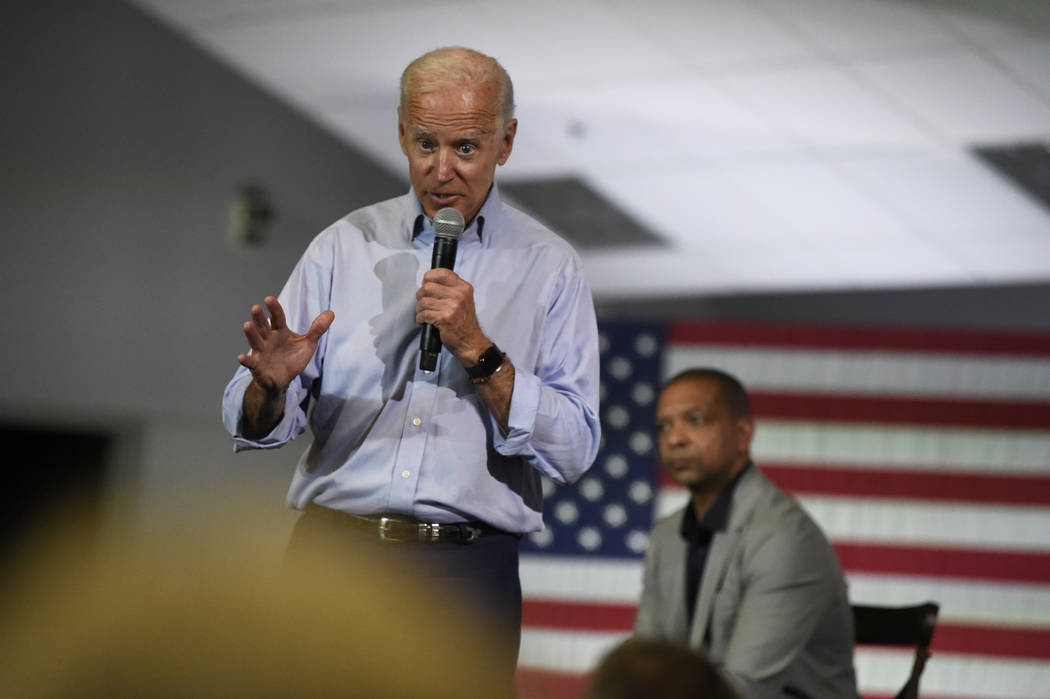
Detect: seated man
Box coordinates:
(634, 368, 857, 698)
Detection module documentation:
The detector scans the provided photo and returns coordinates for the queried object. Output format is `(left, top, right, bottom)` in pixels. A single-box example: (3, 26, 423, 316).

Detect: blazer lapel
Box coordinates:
(687, 466, 765, 649)
(688, 527, 740, 647)
(662, 513, 692, 641)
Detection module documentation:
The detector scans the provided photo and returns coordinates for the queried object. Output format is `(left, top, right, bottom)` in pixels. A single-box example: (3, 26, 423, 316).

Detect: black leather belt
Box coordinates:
(307, 505, 500, 544)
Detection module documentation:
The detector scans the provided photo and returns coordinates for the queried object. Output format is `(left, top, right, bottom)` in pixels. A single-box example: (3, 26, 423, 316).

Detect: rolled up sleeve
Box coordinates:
(492, 256, 601, 485)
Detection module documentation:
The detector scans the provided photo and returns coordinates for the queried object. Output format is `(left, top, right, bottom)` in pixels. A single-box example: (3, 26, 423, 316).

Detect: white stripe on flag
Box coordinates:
(798, 496, 1050, 552)
(752, 422, 1050, 473)
(664, 345, 1050, 398)
(520, 554, 642, 603)
(847, 573, 1050, 628)
(521, 561, 1050, 629)
(519, 628, 627, 674)
(653, 489, 1050, 551)
(855, 650, 1050, 699)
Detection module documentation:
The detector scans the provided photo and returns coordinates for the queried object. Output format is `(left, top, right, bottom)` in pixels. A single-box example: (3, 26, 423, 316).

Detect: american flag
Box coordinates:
(515, 320, 1050, 699)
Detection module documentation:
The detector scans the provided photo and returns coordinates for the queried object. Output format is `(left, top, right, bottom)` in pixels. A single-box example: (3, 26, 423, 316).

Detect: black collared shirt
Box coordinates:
(680, 462, 752, 626)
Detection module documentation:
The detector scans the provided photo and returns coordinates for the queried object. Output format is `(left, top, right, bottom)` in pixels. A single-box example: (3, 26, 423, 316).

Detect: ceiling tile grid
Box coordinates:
(855, 51, 1050, 144)
(753, 0, 962, 60)
(987, 39, 1050, 104)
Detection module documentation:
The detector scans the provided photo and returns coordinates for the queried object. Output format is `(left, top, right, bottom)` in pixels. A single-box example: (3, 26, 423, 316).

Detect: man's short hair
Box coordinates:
(663, 368, 752, 419)
(400, 46, 515, 128)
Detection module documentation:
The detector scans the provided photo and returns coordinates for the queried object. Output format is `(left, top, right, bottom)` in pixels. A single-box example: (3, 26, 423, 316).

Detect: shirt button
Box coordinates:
(401, 470, 410, 479)
(412, 417, 422, 426)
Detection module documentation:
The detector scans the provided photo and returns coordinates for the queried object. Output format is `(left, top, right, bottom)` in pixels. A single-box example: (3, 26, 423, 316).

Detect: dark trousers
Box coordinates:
(285, 506, 522, 696)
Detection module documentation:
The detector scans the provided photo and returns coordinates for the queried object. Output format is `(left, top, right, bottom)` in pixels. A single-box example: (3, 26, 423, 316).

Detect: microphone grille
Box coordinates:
(433, 207, 465, 240)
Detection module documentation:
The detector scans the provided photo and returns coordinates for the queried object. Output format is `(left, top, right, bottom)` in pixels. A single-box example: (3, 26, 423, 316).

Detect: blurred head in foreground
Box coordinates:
(0, 501, 503, 697)
(583, 637, 739, 699)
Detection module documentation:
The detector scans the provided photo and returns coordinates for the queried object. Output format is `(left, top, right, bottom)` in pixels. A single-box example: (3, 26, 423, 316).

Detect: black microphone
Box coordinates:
(419, 206, 466, 372)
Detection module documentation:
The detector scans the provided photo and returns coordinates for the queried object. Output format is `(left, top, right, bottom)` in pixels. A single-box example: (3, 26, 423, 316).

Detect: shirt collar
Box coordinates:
(680, 462, 753, 545)
(408, 182, 503, 244)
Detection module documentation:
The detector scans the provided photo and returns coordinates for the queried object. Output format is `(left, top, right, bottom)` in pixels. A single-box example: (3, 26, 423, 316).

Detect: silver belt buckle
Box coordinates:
(378, 516, 407, 543)
(462, 525, 481, 543)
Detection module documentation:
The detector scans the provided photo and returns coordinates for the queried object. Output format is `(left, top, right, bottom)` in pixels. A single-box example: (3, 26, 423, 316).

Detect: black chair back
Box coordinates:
(852, 602, 939, 699)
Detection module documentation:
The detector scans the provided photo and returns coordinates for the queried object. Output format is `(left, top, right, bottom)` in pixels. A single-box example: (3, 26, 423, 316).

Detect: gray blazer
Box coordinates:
(634, 466, 858, 699)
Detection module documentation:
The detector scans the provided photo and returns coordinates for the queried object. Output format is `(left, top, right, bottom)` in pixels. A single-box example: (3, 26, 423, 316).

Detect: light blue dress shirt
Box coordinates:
(222, 185, 601, 534)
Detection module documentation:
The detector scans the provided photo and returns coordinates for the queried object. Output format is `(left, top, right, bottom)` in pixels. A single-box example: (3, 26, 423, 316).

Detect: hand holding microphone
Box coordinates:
(418, 207, 466, 372)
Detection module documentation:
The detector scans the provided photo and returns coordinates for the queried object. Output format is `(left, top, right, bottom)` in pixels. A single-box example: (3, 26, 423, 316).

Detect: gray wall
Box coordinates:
(0, 1, 404, 543)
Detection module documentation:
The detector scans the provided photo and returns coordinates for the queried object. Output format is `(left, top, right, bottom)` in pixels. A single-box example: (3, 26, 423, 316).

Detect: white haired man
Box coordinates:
(222, 47, 601, 693)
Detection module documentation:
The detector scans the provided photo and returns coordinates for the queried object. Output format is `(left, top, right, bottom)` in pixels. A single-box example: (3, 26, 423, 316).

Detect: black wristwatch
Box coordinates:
(466, 343, 506, 384)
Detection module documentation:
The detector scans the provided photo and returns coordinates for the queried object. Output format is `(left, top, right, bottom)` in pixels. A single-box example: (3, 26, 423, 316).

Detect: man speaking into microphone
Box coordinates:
(221, 47, 601, 691)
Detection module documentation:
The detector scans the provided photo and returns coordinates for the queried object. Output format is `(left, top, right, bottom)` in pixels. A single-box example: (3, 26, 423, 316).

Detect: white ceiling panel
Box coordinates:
(582, 235, 970, 300)
(176, 1, 489, 101)
(987, 38, 1050, 104)
(442, 0, 683, 88)
(953, 238, 1050, 281)
(924, 0, 1050, 46)
(807, 240, 970, 283)
(502, 78, 791, 178)
(755, 0, 961, 60)
(594, 159, 918, 250)
(835, 150, 1050, 245)
(606, 0, 819, 70)
(716, 64, 936, 149)
(856, 51, 1050, 144)
(713, 160, 917, 247)
(590, 167, 809, 250)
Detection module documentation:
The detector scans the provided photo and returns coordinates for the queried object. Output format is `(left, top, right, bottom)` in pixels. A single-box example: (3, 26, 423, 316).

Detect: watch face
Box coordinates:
(481, 345, 500, 366)
(468, 344, 503, 378)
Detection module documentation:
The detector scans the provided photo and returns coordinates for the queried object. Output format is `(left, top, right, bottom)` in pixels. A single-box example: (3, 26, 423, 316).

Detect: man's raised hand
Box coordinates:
(238, 296, 335, 394)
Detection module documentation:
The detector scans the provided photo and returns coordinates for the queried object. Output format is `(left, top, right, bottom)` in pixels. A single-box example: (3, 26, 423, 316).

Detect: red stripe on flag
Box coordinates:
(522, 600, 1050, 661)
(515, 667, 589, 699)
(760, 464, 1050, 506)
(749, 391, 1050, 429)
(834, 542, 1050, 585)
(860, 692, 965, 696)
(523, 598, 637, 632)
(889, 622, 1050, 661)
(668, 322, 1050, 356)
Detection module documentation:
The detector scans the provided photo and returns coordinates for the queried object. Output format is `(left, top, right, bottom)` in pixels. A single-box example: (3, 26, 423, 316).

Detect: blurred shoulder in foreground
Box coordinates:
(0, 501, 504, 698)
